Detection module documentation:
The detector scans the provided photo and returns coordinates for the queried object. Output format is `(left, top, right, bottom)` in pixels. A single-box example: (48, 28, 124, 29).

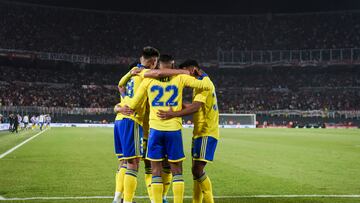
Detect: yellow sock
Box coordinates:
(145, 167, 153, 201)
(192, 179, 203, 203)
(114, 164, 126, 202)
(161, 167, 172, 199)
(173, 174, 184, 203)
(198, 174, 214, 203)
(151, 176, 163, 203)
(115, 165, 126, 193)
(123, 169, 138, 203)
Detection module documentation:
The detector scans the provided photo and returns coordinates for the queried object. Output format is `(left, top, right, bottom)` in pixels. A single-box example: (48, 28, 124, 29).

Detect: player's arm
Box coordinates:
(114, 103, 134, 116)
(127, 79, 148, 110)
(157, 90, 208, 119)
(157, 102, 203, 119)
(118, 67, 136, 87)
(131, 67, 190, 78)
(181, 74, 211, 90)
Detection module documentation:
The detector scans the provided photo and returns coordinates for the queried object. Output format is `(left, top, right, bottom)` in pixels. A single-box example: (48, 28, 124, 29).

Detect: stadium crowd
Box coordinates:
(1, 2, 359, 113)
(1, 62, 359, 112)
(1, 2, 360, 60)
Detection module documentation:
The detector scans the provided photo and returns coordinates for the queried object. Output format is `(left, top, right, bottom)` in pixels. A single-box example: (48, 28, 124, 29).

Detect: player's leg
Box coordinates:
(124, 158, 140, 203)
(113, 120, 125, 203)
(147, 129, 165, 203)
(151, 161, 163, 203)
(121, 119, 143, 203)
(168, 161, 184, 203)
(192, 136, 218, 203)
(114, 159, 126, 203)
(166, 130, 185, 203)
(161, 159, 172, 203)
(144, 159, 153, 201)
(191, 137, 202, 203)
(143, 138, 153, 201)
(192, 161, 208, 203)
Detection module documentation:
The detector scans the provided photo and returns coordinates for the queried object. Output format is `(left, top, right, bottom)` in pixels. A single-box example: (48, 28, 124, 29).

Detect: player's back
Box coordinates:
(116, 67, 148, 125)
(145, 76, 185, 131)
(140, 74, 211, 131)
(193, 75, 219, 139)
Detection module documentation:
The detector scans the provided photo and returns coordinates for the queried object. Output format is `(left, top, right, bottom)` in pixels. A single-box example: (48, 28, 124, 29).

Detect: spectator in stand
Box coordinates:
(0, 62, 359, 112)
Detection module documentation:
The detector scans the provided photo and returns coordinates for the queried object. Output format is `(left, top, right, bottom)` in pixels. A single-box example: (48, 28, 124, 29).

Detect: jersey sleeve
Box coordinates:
(193, 90, 210, 104)
(180, 74, 211, 91)
(118, 67, 136, 87)
(138, 69, 150, 78)
(128, 79, 149, 110)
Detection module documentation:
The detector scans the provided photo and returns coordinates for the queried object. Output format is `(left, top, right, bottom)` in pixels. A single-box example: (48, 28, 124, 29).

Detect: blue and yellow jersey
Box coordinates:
(115, 65, 149, 126)
(192, 73, 219, 139)
(128, 74, 211, 131)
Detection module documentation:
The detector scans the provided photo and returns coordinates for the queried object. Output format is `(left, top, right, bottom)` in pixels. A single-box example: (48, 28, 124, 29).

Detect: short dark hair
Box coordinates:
(141, 46, 160, 59)
(179, 59, 199, 68)
(159, 54, 174, 63)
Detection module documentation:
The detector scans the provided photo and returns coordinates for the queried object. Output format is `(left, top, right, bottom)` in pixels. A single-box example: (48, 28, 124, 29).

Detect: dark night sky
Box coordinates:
(5, 0, 360, 14)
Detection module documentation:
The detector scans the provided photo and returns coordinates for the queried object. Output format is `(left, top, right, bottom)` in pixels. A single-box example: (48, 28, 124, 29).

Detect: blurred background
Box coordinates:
(0, 0, 359, 128)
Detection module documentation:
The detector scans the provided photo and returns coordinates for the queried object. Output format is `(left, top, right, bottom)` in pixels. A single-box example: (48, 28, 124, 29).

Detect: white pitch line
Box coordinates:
(0, 129, 49, 159)
(1, 194, 360, 201)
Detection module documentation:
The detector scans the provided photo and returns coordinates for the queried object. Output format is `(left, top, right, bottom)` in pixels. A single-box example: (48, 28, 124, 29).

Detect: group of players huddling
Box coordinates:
(113, 47, 219, 203)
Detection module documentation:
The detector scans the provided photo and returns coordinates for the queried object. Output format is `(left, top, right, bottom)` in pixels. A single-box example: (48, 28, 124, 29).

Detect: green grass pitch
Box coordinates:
(0, 127, 360, 203)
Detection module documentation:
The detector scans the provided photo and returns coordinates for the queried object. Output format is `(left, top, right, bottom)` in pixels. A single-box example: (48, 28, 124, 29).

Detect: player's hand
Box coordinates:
(157, 107, 176, 120)
(130, 68, 142, 76)
(115, 105, 134, 116)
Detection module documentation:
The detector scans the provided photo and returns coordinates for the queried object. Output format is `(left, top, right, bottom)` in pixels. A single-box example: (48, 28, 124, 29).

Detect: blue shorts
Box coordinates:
(146, 128, 185, 162)
(114, 118, 143, 160)
(192, 136, 218, 163)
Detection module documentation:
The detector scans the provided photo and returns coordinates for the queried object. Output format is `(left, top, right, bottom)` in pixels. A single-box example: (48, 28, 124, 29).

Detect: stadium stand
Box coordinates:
(1, 2, 360, 61)
(0, 2, 359, 126)
(1, 60, 359, 111)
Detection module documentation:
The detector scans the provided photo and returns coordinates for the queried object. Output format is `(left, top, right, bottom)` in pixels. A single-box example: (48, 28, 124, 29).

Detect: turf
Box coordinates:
(0, 129, 41, 154)
(0, 128, 360, 203)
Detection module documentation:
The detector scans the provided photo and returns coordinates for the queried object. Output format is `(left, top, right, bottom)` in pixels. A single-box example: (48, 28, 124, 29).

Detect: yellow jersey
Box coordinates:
(192, 74, 219, 139)
(129, 74, 211, 131)
(115, 66, 149, 126)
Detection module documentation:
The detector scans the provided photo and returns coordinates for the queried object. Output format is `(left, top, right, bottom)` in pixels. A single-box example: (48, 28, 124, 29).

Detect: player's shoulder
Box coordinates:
(199, 73, 214, 84)
(139, 68, 149, 73)
(141, 77, 154, 85)
(176, 74, 194, 80)
(130, 66, 138, 71)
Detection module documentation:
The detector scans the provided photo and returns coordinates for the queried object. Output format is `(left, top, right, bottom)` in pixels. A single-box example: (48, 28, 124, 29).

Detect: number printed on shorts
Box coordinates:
(151, 85, 179, 107)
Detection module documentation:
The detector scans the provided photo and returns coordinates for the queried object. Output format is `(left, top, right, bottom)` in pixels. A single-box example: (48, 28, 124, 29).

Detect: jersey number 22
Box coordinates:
(151, 85, 178, 107)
